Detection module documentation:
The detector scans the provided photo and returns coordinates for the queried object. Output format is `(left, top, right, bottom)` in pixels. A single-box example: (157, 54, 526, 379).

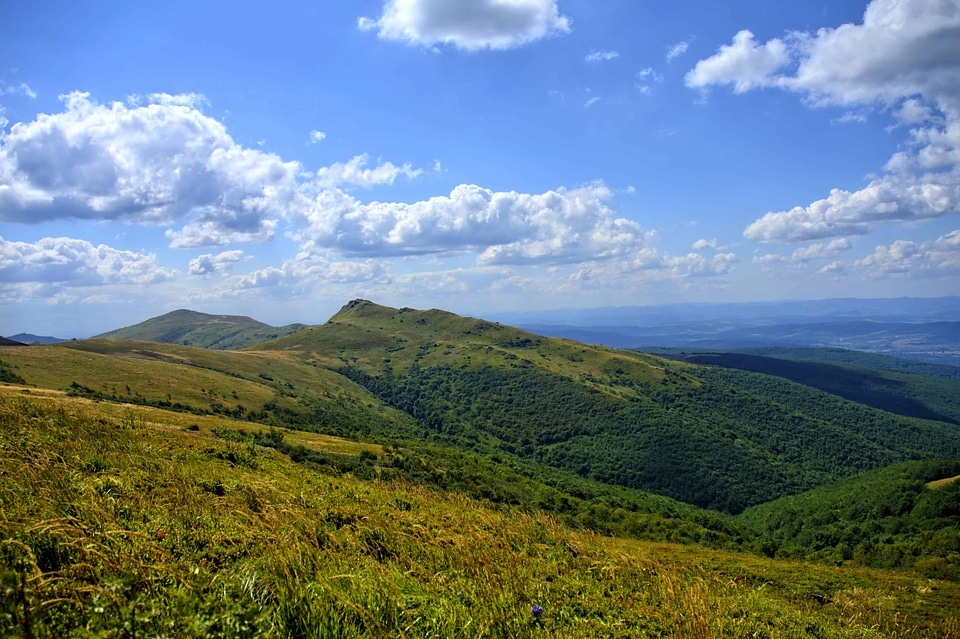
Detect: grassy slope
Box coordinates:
(259, 300, 960, 514)
(0, 343, 755, 548)
(3, 388, 959, 638)
(96, 308, 307, 350)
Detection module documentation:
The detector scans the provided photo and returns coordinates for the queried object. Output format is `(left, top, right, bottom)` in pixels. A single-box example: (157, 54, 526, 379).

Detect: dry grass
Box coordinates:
(2, 389, 959, 638)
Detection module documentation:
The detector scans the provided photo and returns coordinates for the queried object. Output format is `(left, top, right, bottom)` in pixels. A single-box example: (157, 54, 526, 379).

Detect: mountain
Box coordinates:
(95, 308, 307, 349)
(6, 332, 65, 344)
(0, 336, 27, 346)
(256, 300, 960, 513)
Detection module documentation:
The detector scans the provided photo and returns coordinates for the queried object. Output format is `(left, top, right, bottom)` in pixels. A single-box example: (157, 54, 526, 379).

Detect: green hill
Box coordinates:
(738, 460, 960, 580)
(3, 389, 960, 638)
(0, 339, 751, 548)
(657, 351, 960, 425)
(258, 300, 960, 514)
(96, 309, 307, 349)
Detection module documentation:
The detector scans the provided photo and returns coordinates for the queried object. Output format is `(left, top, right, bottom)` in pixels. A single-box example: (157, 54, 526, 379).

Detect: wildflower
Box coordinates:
(530, 604, 543, 618)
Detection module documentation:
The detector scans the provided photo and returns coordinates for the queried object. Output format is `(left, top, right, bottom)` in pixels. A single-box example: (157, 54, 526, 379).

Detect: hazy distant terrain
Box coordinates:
(496, 297, 960, 365)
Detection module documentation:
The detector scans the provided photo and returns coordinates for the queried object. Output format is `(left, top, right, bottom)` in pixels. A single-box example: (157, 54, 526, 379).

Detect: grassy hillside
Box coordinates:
(260, 300, 960, 513)
(3, 389, 959, 638)
(96, 308, 306, 349)
(0, 342, 752, 547)
(738, 460, 960, 580)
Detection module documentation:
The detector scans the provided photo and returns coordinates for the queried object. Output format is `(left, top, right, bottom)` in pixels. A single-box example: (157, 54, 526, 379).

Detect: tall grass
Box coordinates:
(2, 391, 959, 637)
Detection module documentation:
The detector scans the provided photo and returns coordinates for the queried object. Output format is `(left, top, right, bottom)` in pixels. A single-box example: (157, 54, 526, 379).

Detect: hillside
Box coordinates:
(738, 460, 960, 580)
(96, 309, 307, 349)
(642, 346, 960, 380)
(654, 351, 960, 425)
(259, 300, 960, 513)
(0, 339, 752, 546)
(3, 388, 959, 638)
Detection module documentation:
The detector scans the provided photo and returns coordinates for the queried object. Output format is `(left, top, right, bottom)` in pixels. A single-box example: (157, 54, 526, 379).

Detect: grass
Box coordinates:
(929, 475, 960, 490)
(3, 387, 960, 638)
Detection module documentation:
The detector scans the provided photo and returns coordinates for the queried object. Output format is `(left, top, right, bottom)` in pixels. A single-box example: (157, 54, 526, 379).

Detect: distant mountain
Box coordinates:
(7, 333, 66, 345)
(493, 296, 960, 326)
(0, 336, 26, 346)
(494, 297, 960, 365)
(95, 309, 307, 350)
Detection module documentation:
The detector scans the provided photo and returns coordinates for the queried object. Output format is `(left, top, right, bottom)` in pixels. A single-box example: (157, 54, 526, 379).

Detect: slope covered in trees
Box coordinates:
(260, 300, 960, 513)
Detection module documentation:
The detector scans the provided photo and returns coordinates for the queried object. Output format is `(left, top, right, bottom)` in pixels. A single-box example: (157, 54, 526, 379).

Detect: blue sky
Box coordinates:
(2, 0, 959, 336)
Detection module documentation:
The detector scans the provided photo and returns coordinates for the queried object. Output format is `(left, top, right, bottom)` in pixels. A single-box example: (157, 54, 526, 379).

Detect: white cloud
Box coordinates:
(666, 40, 689, 62)
(685, 30, 790, 93)
(686, 0, 960, 108)
(584, 96, 601, 108)
(685, 0, 960, 244)
(313, 153, 423, 189)
(586, 50, 618, 62)
(358, 0, 571, 51)
(855, 229, 960, 276)
(754, 238, 852, 263)
(0, 92, 299, 248)
(637, 68, 663, 82)
(309, 130, 327, 144)
(188, 250, 248, 275)
(292, 182, 655, 265)
(693, 238, 718, 250)
(0, 236, 176, 288)
(743, 174, 958, 242)
(0, 81, 37, 99)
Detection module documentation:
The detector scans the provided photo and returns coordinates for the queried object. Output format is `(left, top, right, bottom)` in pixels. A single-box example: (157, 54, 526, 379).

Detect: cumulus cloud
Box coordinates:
(685, 30, 789, 93)
(314, 153, 423, 189)
(686, 0, 960, 107)
(291, 182, 655, 265)
(188, 250, 248, 275)
(855, 229, 960, 276)
(686, 0, 960, 243)
(743, 174, 958, 242)
(585, 50, 618, 62)
(309, 130, 327, 144)
(358, 0, 571, 51)
(0, 236, 176, 287)
(0, 92, 298, 248)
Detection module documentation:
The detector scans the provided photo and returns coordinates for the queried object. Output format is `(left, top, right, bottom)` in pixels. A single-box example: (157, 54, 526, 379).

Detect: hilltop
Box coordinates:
(256, 300, 960, 513)
(96, 308, 307, 350)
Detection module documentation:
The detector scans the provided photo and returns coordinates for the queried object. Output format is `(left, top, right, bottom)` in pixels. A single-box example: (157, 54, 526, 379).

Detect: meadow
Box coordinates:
(3, 386, 959, 638)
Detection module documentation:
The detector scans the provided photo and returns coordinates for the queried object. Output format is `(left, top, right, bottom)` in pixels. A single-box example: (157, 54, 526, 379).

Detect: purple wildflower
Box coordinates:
(530, 604, 543, 618)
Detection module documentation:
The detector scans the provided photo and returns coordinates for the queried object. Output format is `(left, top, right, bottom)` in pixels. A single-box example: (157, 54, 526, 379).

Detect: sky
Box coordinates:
(1, 0, 959, 337)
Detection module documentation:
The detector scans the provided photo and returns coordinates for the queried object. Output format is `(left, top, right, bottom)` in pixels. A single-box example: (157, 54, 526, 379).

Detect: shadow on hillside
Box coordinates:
(680, 353, 958, 425)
